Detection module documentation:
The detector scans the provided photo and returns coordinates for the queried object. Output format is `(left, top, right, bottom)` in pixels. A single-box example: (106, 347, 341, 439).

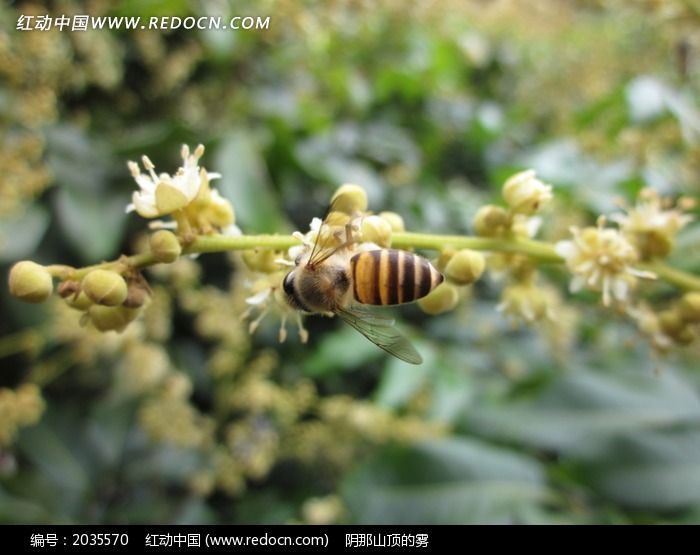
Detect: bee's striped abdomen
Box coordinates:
(350, 249, 443, 306)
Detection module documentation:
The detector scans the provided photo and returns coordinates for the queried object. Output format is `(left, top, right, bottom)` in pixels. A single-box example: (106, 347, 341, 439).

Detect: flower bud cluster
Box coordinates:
(0, 384, 45, 447)
(62, 269, 150, 333)
(472, 169, 554, 323)
(633, 292, 700, 351)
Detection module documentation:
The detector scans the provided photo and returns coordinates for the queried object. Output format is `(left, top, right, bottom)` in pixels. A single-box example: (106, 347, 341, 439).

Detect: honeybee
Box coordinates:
(282, 207, 443, 364)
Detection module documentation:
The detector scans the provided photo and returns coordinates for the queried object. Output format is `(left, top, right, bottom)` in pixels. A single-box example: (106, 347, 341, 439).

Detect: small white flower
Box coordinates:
(502, 169, 553, 215)
(243, 275, 308, 344)
(126, 144, 217, 218)
(556, 220, 655, 306)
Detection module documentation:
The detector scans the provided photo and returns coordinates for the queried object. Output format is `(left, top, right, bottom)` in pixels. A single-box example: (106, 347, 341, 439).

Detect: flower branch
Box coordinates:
(6, 144, 700, 351)
(41, 230, 700, 293)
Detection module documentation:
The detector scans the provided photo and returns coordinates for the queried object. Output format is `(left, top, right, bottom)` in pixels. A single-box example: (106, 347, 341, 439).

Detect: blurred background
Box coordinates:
(2, 0, 700, 524)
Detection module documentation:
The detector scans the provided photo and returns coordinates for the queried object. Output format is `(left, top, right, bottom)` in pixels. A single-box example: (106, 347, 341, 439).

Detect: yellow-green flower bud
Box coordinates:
(325, 211, 351, 227)
(8, 261, 53, 303)
(658, 309, 684, 337)
(435, 247, 456, 272)
(65, 291, 93, 311)
(659, 307, 695, 345)
(361, 215, 392, 247)
(502, 169, 552, 215)
(674, 328, 696, 346)
(207, 196, 235, 228)
(473, 205, 509, 237)
(82, 270, 128, 306)
(242, 249, 281, 274)
(444, 249, 486, 285)
(417, 282, 460, 315)
(679, 292, 700, 324)
(88, 305, 141, 332)
(634, 231, 673, 260)
(150, 230, 182, 263)
(330, 184, 368, 214)
(162, 373, 193, 400)
(379, 211, 405, 232)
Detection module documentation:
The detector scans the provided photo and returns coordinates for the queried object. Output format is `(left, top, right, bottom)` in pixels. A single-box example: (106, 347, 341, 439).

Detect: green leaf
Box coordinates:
(0, 205, 49, 262)
(46, 126, 111, 193)
(374, 342, 435, 408)
(428, 362, 474, 424)
(124, 445, 203, 483)
(0, 488, 53, 524)
(579, 430, 700, 510)
(214, 131, 287, 233)
(303, 326, 383, 376)
(54, 188, 127, 263)
(466, 368, 700, 453)
(85, 401, 135, 468)
(18, 415, 91, 508)
(342, 437, 547, 524)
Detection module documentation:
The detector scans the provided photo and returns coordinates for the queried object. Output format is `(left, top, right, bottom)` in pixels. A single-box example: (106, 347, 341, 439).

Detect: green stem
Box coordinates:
(46, 231, 700, 292)
(639, 261, 700, 292)
(391, 232, 563, 263)
(184, 233, 299, 255)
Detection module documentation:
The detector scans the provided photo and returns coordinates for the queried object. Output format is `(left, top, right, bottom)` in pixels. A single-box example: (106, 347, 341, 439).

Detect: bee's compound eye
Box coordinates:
(283, 271, 296, 297)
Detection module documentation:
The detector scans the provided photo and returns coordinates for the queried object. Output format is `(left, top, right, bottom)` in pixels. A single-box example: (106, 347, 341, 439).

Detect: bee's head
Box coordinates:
(282, 269, 307, 311)
(283, 269, 296, 298)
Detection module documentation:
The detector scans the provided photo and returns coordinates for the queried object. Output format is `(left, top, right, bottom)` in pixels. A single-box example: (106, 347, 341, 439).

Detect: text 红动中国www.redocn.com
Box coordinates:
(16, 15, 271, 32)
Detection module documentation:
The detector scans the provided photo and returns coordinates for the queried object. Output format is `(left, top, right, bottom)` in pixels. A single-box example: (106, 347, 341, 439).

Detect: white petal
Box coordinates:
(246, 289, 271, 306)
(173, 169, 201, 201)
(221, 224, 242, 236)
(134, 173, 157, 193)
(148, 220, 178, 230)
(555, 240, 577, 259)
(611, 277, 629, 301)
(628, 268, 657, 280)
(525, 216, 542, 237)
(132, 191, 160, 218)
(569, 275, 586, 293)
(309, 217, 323, 232)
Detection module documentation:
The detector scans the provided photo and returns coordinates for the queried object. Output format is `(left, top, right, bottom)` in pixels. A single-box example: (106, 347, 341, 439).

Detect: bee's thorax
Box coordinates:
(284, 263, 351, 314)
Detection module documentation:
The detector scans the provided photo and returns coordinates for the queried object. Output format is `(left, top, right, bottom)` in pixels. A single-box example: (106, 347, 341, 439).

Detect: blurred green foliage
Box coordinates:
(2, 0, 700, 524)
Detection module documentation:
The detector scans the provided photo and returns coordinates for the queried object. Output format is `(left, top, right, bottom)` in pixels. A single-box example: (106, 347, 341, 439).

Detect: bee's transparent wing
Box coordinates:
(307, 197, 352, 268)
(337, 306, 423, 365)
